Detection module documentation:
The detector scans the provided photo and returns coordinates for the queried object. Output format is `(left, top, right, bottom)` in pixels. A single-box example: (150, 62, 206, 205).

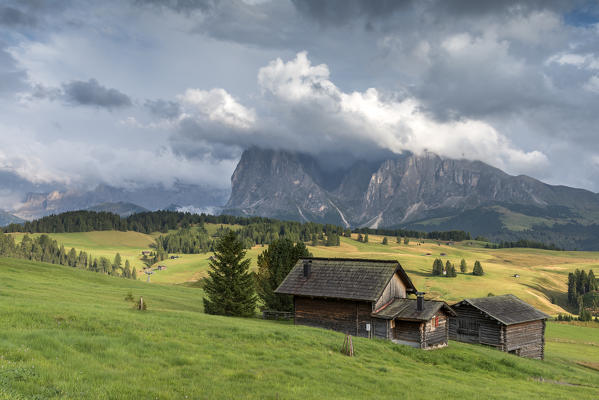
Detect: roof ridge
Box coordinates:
(300, 257, 398, 263)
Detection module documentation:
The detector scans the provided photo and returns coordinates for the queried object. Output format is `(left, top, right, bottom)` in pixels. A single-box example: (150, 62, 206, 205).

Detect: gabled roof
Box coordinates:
(455, 294, 550, 325)
(274, 258, 417, 302)
(372, 298, 456, 321)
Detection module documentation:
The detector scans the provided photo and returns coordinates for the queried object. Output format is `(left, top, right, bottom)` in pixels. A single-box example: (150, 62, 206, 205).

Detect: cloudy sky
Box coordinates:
(1, 0, 599, 208)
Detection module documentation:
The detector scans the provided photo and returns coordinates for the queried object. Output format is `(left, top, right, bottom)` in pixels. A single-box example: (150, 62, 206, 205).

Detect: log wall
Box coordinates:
(504, 320, 545, 359)
(449, 303, 503, 347)
(294, 296, 373, 338)
(394, 320, 422, 344)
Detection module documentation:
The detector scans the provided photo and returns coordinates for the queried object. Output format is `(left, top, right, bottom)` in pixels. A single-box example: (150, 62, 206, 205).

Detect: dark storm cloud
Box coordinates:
(291, 0, 582, 25)
(62, 79, 132, 109)
(144, 99, 181, 119)
(0, 6, 37, 27)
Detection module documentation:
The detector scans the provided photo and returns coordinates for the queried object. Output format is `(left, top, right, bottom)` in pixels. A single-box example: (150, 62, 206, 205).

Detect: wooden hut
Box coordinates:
(449, 294, 550, 359)
(275, 258, 454, 349)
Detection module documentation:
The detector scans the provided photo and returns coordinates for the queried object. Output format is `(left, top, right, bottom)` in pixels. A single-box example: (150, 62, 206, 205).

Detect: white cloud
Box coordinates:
(251, 52, 548, 173)
(547, 53, 599, 70)
(178, 88, 256, 129)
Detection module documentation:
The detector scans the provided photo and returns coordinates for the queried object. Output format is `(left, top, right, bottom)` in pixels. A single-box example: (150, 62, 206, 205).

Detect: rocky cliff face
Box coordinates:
(225, 148, 599, 248)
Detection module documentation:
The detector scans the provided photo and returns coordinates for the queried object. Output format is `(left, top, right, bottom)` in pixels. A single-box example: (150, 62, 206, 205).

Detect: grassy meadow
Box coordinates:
(10, 228, 599, 314)
(0, 257, 598, 399)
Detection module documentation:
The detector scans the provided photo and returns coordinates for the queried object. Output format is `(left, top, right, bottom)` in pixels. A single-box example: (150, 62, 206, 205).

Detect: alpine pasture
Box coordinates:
(0, 257, 598, 399)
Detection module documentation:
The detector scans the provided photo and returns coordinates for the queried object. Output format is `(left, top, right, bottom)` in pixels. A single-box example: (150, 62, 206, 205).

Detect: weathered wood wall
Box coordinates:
(423, 312, 448, 348)
(394, 321, 422, 344)
(372, 318, 389, 340)
(294, 296, 373, 337)
(449, 303, 502, 347)
(374, 273, 407, 310)
(504, 320, 545, 359)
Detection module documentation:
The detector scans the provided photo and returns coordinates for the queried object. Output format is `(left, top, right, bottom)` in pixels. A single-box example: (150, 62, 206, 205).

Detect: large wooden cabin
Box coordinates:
(275, 258, 455, 349)
(449, 294, 550, 359)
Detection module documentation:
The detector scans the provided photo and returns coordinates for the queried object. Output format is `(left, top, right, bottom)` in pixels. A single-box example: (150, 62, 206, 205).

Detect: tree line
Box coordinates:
(485, 239, 563, 251)
(0, 232, 137, 280)
(153, 221, 347, 254)
(353, 227, 471, 242)
(567, 269, 597, 314)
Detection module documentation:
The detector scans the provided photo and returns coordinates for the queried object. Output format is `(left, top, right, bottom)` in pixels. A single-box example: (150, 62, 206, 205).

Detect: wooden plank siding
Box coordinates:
(294, 296, 373, 338)
(374, 274, 407, 310)
(503, 320, 545, 359)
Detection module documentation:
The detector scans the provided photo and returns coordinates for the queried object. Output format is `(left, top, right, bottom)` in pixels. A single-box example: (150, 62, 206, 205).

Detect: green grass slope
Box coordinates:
(8, 229, 599, 315)
(1, 257, 598, 399)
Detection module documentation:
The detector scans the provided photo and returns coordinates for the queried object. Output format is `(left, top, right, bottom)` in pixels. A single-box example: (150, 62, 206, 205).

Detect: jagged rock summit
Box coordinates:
(224, 147, 599, 249)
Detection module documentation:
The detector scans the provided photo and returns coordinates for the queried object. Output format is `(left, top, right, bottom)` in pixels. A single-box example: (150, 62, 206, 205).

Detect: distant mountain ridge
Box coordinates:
(86, 202, 148, 217)
(224, 148, 599, 250)
(0, 210, 24, 227)
(10, 183, 230, 220)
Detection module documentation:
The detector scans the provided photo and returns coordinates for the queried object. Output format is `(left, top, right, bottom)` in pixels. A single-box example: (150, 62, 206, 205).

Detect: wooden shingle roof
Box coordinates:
(372, 298, 456, 321)
(456, 294, 550, 325)
(274, 258, 417, 301)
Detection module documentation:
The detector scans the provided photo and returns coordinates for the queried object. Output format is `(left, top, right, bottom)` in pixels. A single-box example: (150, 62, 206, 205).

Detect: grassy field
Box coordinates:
(9, 229, 599, 314)
(0, 257, 598, 399)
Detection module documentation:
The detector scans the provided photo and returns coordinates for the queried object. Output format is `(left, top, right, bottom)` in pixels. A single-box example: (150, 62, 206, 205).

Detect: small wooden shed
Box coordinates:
(371, 297, 455, 349)
(449, 294, 550, 359)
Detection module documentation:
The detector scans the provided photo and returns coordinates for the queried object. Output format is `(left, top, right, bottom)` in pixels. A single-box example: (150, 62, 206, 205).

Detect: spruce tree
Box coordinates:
(382, 237, 388, 245)
(432, 258, 443, 276)
(123, 260, 132, 278)
(364, 233, 369, 243)
(357, 233, 363, 242)
(255, 238, 311, 312)
(472, 260, 484, 276)
(460, 259, 467, 273)
(203, 230, 257, 317)
(568, 272, 577, 304)
(589, 270, 597, 291)
(403, 237, 410, 245)
(132, 267, 137, 280)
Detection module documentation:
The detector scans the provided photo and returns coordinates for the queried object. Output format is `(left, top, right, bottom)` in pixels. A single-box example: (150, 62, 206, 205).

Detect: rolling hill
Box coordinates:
(0, 257, 597, 399)
(8, 229, 599, 315)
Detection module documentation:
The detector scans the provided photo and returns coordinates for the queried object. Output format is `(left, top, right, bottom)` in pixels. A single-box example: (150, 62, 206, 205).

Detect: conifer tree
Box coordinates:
(460, 259, 467, 273)
(472, 260, 484, 276)
(589, 270, 597, 292)
(403, 237, 410, 245)
(568, 272, 577, 304)
(132, 267, 137, 280)
(203, 230, 257, 317)
(114, 253, 122, 269)
(364, 233, 369, 243)
(255, 238, 311, 312)
(432, 258, 444, 276)
(124, 259, 132, 279)
(382, 237, 388, 245)
(357, 233, 363, 242)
